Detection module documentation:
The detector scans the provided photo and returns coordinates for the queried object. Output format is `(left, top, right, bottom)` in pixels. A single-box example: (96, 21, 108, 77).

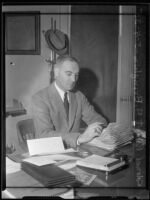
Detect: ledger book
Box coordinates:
(76, 154, 125, 172)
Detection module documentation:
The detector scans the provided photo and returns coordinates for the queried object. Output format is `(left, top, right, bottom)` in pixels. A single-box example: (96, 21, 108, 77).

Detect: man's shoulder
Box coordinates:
(33, 87, 48, 97)
(73, 89, 86, 99)
(32, 85, 54, 100)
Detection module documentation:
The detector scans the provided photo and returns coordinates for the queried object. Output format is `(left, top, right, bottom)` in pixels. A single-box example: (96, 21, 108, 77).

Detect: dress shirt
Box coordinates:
(54, 82, 69, 102)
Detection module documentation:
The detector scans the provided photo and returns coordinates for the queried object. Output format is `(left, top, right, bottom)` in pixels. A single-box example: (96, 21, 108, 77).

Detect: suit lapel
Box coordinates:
(48, 83, 77, 130)
(48, 83, 68, 125)
(69, 92, 77, 130)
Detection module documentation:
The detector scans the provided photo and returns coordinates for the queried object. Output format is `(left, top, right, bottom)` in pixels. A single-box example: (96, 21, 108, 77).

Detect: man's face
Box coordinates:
(55, 60, 79, 91)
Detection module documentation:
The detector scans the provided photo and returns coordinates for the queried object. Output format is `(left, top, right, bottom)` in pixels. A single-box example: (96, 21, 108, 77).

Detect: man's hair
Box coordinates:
(55, 55, 79, 67)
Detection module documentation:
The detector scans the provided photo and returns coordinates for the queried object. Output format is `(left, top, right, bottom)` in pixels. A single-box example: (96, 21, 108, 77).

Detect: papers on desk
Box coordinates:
(22, 136, 79, 166)
(21, 162, 76, 187)
(21, 135, 82, 187)
(6, 157, 21, 174)
(23, 156, 57, 166)
(27, 137, 65, 156)
(23, 154, 81, 166)
(88, 123, 134, 150)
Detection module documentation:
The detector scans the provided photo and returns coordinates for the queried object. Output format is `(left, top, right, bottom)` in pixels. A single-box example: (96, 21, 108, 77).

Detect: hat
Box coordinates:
(45, 29, 69, 55)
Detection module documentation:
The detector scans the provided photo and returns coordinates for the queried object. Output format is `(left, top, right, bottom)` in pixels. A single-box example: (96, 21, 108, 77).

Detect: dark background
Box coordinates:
(71, 5, 119, 123)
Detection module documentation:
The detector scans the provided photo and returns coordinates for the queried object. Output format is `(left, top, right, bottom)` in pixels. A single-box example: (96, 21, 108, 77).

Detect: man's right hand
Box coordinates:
(77, 122, 104, 144)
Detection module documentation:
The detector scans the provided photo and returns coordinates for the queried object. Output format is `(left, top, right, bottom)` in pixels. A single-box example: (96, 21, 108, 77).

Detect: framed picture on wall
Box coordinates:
(5, 12, 40, 55)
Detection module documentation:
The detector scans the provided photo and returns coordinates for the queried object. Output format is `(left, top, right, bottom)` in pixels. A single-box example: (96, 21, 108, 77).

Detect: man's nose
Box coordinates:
(71, 75, 76, 82)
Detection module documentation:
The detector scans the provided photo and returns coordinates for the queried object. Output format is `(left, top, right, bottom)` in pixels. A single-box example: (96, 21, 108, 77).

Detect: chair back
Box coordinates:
(16, 118, 35, 152)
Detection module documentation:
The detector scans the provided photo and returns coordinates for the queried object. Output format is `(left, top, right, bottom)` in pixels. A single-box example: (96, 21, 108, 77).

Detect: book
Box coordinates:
(76, 154, 126, 172)
(21, 161, 76, 187)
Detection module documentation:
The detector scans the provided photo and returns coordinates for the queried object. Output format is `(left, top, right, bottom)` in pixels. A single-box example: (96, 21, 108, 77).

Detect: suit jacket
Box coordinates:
(31, 83, 107, 148)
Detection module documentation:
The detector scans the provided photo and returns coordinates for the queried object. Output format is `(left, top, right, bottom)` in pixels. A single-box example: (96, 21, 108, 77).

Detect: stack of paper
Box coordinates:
(88, 123, 134, 150)
(77, 154, 126, 172)
(21, 162, 76, 187)
(23, 154, 81, 166)
(21, 137, 79, 187)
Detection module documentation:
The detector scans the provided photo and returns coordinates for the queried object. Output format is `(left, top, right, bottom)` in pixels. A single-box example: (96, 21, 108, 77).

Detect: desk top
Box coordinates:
(4, 138, 148, 198)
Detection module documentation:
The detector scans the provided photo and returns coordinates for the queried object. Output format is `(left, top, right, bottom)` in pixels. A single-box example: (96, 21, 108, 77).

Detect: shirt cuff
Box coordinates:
(76, 137, 80, 146)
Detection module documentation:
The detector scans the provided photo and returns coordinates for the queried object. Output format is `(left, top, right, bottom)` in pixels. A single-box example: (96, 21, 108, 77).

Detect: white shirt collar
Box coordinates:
(54, 82, 69, 102)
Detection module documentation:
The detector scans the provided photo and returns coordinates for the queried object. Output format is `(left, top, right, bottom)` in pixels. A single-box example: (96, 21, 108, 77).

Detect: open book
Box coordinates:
(77, 154, 126, 172)
(87, 123, 134, 150)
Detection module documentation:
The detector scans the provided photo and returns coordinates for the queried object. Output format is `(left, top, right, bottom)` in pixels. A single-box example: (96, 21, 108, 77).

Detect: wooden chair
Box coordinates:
(16, 118, 36, 152)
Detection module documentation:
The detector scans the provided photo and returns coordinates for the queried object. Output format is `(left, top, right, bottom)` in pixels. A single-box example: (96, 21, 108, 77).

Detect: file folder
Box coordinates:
(21, 161, 76, 187)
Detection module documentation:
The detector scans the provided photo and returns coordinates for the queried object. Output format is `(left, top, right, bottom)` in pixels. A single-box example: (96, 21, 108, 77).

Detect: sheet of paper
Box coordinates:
(39, 154, 81, 161)
(78, 154, 118, 166)
(27, 137, 65, 156)
(6, 157, 21, 174)
(23, 153, 81, 166)
(23, 156, 57, 166)
(57, 160, 77, 170)
(35, 148, 77, 156)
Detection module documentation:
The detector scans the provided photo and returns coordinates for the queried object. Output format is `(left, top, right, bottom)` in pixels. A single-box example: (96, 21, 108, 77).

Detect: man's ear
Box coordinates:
(54, 67, 59, 78)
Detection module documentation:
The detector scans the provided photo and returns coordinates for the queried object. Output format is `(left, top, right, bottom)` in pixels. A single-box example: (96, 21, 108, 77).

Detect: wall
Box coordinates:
(3, 5, 71, 114)
(3, 5, 71, 147)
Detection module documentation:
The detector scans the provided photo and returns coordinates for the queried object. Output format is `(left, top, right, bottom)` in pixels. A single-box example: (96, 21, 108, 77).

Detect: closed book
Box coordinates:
(77, 154, 125, 172)
(21, 161, 76, 187)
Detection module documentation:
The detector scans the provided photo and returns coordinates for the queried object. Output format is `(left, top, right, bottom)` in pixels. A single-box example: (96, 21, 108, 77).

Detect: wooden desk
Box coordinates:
(3, 139, 149, 199)
(75, 139, 149, 199)
(3, 165, 73, 198)
(4, 169, 73, 198)
(76, 141, 143, 187)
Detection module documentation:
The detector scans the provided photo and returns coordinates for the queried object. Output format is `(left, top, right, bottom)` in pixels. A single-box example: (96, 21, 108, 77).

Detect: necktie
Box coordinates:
(64, 92, 69, 119)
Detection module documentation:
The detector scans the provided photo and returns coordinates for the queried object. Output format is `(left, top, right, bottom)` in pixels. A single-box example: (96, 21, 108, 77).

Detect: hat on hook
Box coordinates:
(45, 29, 69, 55)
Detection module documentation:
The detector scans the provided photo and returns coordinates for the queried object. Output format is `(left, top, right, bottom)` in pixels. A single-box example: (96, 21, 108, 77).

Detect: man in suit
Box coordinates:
(31, 55, 107, 148)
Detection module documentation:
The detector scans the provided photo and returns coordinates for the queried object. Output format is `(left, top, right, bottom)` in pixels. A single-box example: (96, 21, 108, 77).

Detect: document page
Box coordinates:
(27, 137, 65, 156)
(78, 155, 119, 166)
(6, 157, 21, 174)
(23, 156, 57, 166)
(23, 153, 81, 166)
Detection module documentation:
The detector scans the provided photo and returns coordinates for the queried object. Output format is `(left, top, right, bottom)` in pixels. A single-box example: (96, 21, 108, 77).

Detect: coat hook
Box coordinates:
(42, 30, 46, 36)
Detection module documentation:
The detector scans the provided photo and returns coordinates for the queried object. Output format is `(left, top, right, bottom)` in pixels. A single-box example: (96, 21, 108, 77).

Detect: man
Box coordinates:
(31, 55, 107, 148)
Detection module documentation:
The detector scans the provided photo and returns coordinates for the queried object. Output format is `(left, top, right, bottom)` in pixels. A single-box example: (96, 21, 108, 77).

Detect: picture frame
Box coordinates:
(5, 12, 40, 55)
